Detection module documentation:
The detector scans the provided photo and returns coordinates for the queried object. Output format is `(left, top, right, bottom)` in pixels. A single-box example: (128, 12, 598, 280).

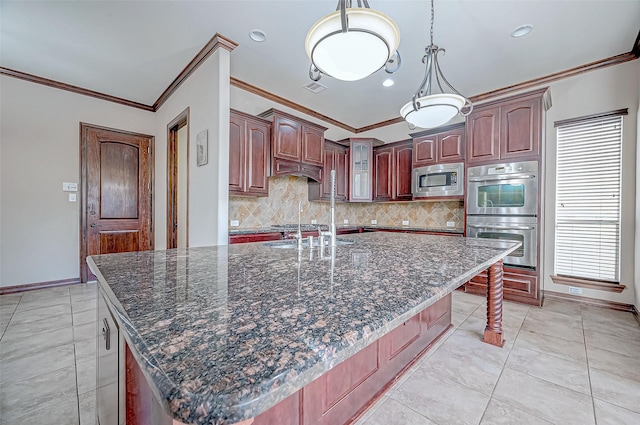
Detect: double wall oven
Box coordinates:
(466, 161, 538, 268)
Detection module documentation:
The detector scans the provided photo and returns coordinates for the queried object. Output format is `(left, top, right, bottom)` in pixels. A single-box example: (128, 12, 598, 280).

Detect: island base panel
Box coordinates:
(257, 293, 452, 425)
(483, 260, 505, 347)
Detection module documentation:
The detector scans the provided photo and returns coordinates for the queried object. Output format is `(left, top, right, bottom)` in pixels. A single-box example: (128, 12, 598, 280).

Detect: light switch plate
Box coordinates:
(402, 220, 409, 226)
(230, 220, 239, 227)
(68, 193, 77, 202)
(343, 219, 349, 224)
(446, 221, 455, 227)
(371, 220, 377, 225)
(63, 182, 78, 192)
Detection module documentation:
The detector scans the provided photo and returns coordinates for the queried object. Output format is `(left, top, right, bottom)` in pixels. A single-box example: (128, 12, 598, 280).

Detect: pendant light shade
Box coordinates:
(401, 0, 472, 129)
(305, 1, 401, 82)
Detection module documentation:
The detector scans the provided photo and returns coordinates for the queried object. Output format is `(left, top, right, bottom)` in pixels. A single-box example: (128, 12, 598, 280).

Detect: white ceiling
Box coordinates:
(2, 1, 639, 129)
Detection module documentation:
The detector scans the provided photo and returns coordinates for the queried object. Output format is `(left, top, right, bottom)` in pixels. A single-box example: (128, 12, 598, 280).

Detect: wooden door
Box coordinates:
(245, 119, 270, 196)
(81, 124, 153, 282)
(500, 97, 541, 161)
(394, 144, 413, 200)
(373, 146, 393, 201)
(466, 106, 500, 164)
(437, 127, 465, 163)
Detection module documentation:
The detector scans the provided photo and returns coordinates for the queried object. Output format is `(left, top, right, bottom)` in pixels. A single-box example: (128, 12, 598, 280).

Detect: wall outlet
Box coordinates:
(311, 219, 317, 225)
(568, 286, 583, 295)
(343, 219, 349, 225)
(446, 221, 455, 227)
(371, 219, 377, 225)
(230, 220, 239, 227)
(402, 220, 409, 226)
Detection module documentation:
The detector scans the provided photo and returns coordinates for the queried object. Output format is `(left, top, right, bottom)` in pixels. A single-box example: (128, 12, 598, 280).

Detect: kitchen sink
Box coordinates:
(263, 238, 355, 249)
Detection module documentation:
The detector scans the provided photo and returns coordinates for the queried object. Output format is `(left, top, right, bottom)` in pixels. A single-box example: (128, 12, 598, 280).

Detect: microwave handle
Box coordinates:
(468, 224, 535, 230)
(468, 174, 535, 182)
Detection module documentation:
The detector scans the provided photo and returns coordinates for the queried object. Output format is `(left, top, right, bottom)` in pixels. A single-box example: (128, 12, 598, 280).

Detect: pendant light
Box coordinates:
(305, 0, 401, 82)
(400, 0, 472, 128)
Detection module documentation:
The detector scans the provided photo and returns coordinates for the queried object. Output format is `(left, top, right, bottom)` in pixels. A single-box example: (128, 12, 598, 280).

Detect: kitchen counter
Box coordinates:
(228, 224, 463, 235)
(89, 232, 518, 425)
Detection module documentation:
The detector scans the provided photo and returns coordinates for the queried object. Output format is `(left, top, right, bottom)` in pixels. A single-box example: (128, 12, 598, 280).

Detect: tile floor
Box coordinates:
(1, 284, 639, 425)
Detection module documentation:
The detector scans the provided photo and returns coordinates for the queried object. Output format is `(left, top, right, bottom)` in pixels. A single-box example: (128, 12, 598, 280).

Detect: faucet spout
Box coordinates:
(329, 170, 336, 247)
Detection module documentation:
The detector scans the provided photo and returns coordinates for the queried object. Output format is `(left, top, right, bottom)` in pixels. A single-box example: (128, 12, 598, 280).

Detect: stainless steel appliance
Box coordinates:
(466, 215, 537, 268)
(412, 162, 464, 198)
(466, 160, 538, 216)
(466, 160, 539, 269)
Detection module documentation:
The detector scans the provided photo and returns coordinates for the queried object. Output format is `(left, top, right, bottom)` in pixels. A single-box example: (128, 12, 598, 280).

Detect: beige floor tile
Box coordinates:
(363, 398, 435, 425)
(460, 310, 521, 341)
(72, 299, 97, 314)
(74, 321, 97, 342)
(15, 294, 71, 313)
(75, 337, 97, 363)
(73, 309, 97, 326)
(524, 307, 583, 329)
(587, 346, 640, 382)
(443, 329, 512, 365)
(493, 368, 595, 425)
(79, 390, 97, 425)
(480, 399, 553, 425)
(3, 395, 79, 425)
(540, 299, 582, 317)
(582, 317, 640, 341)
(514, 329, 587, 364)
(0, 343, 75, 384)
(353, 395, 388, 425)
(0, 365, 77, 422)
(391, 364, 490, 425)
(451, 311, 467, 327)
(0, 327, 73, 360)
(19, 287, 70, 302)
(584, 329, 640, 359)
(505, 346, 591, 395)
(0, 294, 22, 307)
(452, 295, 484, 316)
(77, 358, 97, 395)
(590, 369, 640, 414)
(9, 303, 72, 325)
(521, 316, 585, 344)
(581, 306, 639, 329)
(1, 313, 73, 342)
(593, 398, 640, 425)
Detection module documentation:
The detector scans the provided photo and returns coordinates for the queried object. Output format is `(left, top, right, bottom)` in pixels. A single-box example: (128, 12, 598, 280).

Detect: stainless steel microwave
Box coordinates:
(412, 162, 464, 198)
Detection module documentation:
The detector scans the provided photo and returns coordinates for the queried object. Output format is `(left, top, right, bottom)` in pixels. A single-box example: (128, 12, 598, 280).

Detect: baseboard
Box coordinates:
(0, 277, 81, 295)
(544, 290, 634, 313)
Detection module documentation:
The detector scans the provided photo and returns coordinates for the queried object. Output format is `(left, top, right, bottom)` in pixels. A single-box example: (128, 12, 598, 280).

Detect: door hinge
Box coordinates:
(147, 146, 151, 154)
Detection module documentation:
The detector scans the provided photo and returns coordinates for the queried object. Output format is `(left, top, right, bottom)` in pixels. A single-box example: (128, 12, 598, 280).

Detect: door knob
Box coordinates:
(90, 223, 97, 228)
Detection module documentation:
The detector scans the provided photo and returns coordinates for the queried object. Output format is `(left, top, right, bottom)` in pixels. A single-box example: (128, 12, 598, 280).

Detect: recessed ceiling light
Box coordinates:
(511, 24, 533, 38)
(383, 79, 394, 87)
(249, 29, 266, 42)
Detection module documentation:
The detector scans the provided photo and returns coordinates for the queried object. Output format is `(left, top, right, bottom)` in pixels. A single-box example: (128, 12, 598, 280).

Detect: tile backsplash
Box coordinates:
(229, 176, 464, 229)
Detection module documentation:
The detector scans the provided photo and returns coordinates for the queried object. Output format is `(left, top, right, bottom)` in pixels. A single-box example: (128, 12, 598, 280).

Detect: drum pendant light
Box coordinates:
(400, 0, 472, 128)
(305, 0, 401, 82)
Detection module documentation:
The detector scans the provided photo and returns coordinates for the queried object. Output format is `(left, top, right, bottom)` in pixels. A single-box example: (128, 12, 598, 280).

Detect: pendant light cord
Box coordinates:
(430, 0, 434, 46)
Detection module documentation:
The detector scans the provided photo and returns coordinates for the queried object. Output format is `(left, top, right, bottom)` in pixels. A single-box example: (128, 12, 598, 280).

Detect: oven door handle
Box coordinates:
(468, 224, 535, 230)
(468, 174, 535, 182)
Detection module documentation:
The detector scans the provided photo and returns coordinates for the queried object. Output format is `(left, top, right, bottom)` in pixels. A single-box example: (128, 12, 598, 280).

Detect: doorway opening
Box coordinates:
(167, 108, 190, 249)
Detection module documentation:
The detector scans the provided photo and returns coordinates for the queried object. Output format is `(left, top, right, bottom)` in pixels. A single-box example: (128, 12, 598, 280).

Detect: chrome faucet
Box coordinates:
(319, 170, 337, 247)
(286, 200, 304, 250)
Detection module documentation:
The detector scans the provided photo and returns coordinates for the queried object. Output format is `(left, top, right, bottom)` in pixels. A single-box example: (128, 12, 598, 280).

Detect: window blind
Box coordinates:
(555, 115, 622, 283)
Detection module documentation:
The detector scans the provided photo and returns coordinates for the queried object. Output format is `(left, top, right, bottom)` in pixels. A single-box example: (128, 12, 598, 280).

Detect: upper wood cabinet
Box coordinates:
(348, 139, 374, 202)
(466, 88, 547, 165)
(373, 141, 413, 202)
(412, 123, 466, 167)
(229, 110, 270, 197)
(259, 109, 327, 180)
(308, 141, 349, 202)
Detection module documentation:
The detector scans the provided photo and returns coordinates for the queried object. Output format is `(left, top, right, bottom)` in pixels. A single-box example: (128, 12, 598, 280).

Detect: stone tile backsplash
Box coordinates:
(229, 176, 464, 230)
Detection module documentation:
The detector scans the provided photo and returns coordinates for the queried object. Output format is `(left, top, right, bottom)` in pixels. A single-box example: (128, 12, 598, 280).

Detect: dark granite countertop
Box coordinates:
(88, 232, 518, 425)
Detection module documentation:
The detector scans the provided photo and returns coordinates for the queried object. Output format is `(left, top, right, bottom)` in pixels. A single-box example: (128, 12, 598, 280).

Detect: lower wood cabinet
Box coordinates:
(463, 266, 540, 306)
(228, 232, 282, 244)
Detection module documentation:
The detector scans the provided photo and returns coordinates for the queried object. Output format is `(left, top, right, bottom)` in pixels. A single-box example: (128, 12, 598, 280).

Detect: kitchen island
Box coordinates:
(89, 232, 519, 425)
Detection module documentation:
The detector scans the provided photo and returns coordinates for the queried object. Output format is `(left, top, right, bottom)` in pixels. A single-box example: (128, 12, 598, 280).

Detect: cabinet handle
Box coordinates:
(102, 318, 110, 351)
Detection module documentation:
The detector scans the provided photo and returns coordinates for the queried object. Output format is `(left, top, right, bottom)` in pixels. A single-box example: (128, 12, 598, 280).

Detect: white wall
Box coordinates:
(154, 48, 231, 249)
(542, 60, 639, 305)
(0, 76, 156, 287)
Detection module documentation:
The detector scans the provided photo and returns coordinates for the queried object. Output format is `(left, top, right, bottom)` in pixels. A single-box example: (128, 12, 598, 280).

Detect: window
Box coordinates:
(553, 111, 625, 285)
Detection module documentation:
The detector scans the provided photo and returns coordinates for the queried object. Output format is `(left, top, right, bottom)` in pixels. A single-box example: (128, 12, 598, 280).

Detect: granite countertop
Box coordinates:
(88, 232, 518, 425)
(228, 224, 463, 235)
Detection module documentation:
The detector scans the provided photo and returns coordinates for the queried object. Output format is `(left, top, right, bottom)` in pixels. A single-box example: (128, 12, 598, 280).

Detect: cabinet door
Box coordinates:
(349, 141, 373, 202)
(412, 136, 437, 167)
(335, 146, 349, 200)
(373, 146, 393, 201)
(229, 115, 245, 194)
(394, 144, 413, 200)
(466, 106, 500, 164)
(273, 116, 301, 161)
(301, 125, 324, 166)
(245, 120, 270, 196)
(437, 127, 465, 163)
(500, 97, 541, 161)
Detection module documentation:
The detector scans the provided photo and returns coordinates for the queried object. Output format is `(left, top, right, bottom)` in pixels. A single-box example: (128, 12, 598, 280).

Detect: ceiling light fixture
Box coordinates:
(249, 29, 266, 42)
(511, 24, 533, 38)
(400, 0, 472, 129)
(305, 0, 401, 82)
